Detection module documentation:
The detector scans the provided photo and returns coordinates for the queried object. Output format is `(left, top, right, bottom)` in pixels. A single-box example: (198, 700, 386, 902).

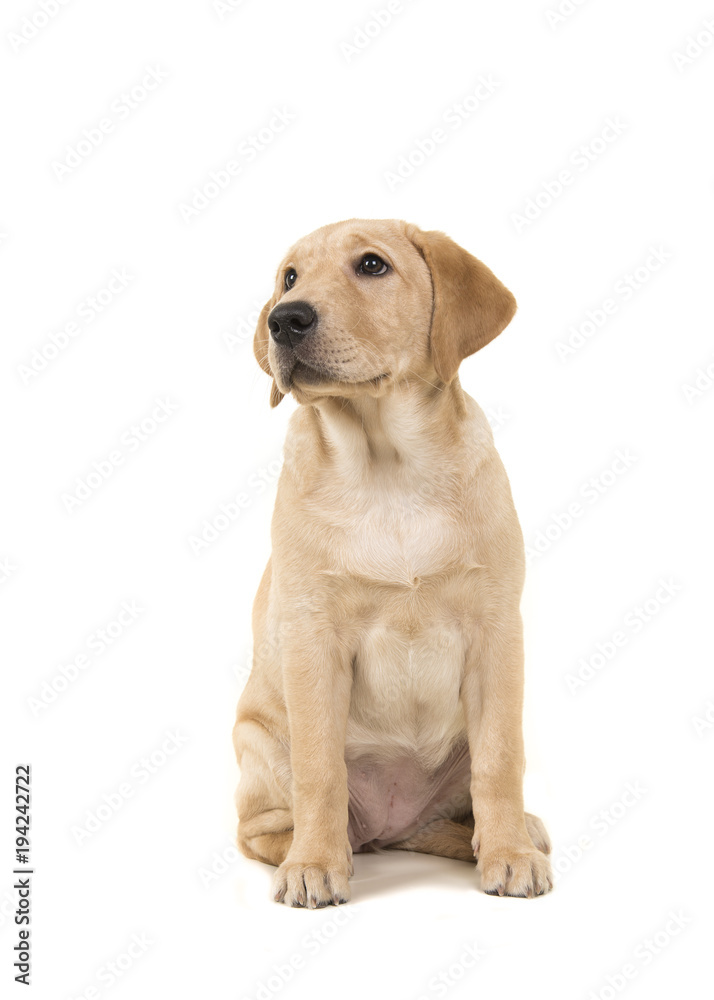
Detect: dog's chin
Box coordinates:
(272, 358, 322, 396)
(290, 359, 327, 386)
(279, 358, 390, 400)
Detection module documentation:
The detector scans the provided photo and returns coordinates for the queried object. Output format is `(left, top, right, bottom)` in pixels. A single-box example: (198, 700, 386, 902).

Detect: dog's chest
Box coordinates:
(348, 613, 468, 757)
(336, 484, 473, 764)
(326, 480, 466, 586)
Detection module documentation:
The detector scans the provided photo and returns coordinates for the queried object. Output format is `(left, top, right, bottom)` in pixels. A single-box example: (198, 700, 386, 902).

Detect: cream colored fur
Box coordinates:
(234, 218, 552, 907)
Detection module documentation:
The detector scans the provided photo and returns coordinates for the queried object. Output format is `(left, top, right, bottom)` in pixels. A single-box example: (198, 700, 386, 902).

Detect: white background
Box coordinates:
(2, 0, 713, 997)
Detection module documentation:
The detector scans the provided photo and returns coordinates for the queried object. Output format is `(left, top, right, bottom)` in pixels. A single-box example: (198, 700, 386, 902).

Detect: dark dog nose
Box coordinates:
(268, 301, 317, 347)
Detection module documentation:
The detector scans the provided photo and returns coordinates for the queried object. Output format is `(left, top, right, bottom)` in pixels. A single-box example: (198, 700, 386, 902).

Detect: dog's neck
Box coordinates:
(305, 376, 472, 481)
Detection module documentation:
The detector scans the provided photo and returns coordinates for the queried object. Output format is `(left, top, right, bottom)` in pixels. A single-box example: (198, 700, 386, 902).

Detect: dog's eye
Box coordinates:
(358, 254, 388, 275)
(284, 269, 297, 290)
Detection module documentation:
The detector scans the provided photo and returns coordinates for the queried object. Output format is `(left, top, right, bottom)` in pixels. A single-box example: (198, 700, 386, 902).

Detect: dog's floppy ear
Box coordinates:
(253, 298, 284, 407)
(408, 227, 517, 384)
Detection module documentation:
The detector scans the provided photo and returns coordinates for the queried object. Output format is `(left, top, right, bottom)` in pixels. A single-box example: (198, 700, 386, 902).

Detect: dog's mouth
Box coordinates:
(284, 357, 389, 391)
(289, 359, 328, 386)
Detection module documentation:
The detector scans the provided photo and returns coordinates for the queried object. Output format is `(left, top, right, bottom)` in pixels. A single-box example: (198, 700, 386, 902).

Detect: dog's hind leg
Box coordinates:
(239, 827, 294, 867)
(385, 812, 550, 863)
(234, 717, 294, 867)
(386, 816, 476, 862)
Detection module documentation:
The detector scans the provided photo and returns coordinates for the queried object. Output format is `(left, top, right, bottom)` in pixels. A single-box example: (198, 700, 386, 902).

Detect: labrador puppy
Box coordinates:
(233, 218, 552, 907)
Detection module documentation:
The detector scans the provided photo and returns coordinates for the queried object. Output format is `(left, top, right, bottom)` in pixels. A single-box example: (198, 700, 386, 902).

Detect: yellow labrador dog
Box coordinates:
(234, 218, 552, 907)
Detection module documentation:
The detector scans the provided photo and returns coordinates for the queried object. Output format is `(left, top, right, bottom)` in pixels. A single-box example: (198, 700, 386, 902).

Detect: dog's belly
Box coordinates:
(346, 741, 471, 851)
(344, 615, 471, 849)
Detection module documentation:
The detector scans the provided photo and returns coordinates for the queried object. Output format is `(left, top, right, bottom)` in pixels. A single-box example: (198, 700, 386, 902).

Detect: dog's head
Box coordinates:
(253, 219, 516, 406)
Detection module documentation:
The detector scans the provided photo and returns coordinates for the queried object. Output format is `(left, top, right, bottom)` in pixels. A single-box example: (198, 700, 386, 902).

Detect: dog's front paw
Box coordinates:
(478, 846, 553, 898)
(272, 856, 352, 908)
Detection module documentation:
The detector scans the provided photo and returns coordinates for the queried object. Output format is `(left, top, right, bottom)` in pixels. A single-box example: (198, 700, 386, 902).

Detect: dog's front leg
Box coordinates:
(272, 633, 354, 908)
(461, 610, 553, 897)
